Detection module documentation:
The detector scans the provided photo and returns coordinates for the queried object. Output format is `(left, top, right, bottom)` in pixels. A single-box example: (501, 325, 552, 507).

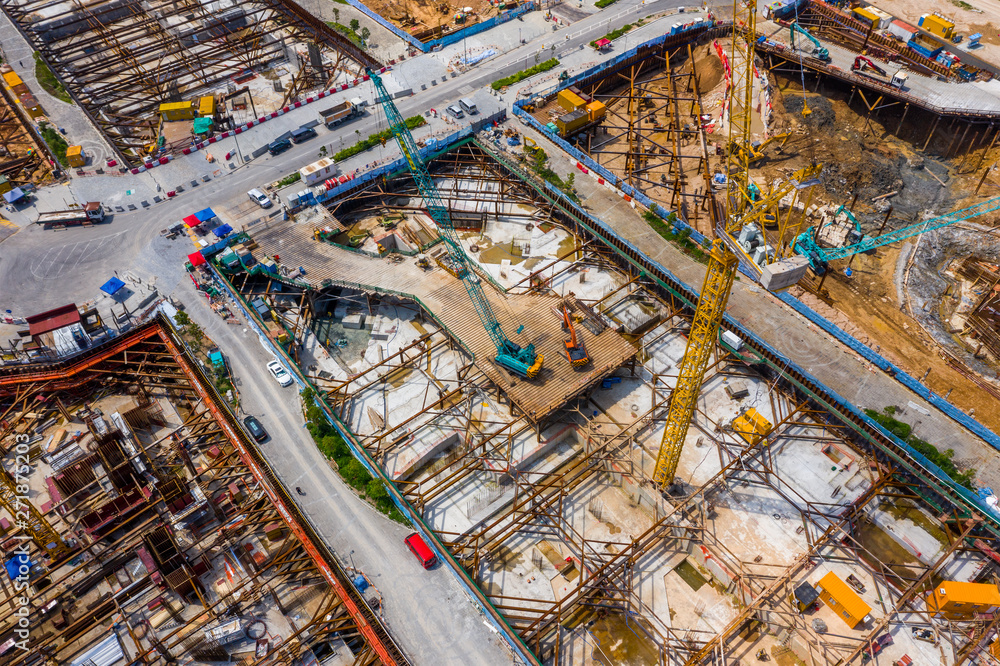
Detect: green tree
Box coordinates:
(174, 310, 191, 327)
(366, 479, 389, 502)
(350, 18, 360, 33)
(361, 27, 370, 43)
(333, 7, 340, 22)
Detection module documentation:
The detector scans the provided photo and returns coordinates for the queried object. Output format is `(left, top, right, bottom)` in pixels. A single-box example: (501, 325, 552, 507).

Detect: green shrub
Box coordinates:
(332, 116, 426, 162)
(33, 52, 72, 104)
(491, 58, 559, 90)
(341, 459, 372, 489)
(327, 22, 364, 48)
(38, 122, 69, 168)
(595, 0, 619, 8)
(590, 23, 634, 49)
(277, 172, 301, 187)
(864, 407, 975, 489)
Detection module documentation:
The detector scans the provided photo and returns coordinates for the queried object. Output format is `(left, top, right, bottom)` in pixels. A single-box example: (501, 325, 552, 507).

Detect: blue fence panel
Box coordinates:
(776, 291, 1000, 452)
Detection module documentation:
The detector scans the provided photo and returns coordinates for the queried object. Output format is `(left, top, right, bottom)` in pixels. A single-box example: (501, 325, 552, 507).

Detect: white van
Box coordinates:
(248, 188, 272, 208)
(459, 98, 478, 115)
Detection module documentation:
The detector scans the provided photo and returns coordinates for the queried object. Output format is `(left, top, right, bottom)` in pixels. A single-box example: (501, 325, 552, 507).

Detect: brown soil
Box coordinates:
(760, 73, 1000, 435)
(370, 0, 496, 35)
(679, 43, 725, 93)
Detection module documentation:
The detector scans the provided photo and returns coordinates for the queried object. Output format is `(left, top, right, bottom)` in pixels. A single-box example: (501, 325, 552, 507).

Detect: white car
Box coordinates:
(267, 360, 293, 387)
(248, 188, 272, 209)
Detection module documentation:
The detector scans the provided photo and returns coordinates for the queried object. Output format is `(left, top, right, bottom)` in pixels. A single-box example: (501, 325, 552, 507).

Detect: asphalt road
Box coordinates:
(0, 2, 687, 662)
(0, 0, 689, 311)
(177, 278, 515, 666)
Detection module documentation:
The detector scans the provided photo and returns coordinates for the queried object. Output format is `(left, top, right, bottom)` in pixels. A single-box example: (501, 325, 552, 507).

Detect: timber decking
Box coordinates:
(252, 219, 637, 421)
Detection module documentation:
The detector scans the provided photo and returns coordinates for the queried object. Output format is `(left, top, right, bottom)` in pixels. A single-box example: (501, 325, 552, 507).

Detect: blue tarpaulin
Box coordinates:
(100, 277, 126, 295)
(3, 187, 24, 203)
(5, 554, 29, 581)
(214, 223, 233, 238)
(194, 208, 216, 222)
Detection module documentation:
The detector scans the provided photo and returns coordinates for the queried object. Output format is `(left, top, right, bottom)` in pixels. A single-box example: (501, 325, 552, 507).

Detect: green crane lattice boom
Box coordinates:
(795, 194, 1000, 273)
(369, 71, 543, 378)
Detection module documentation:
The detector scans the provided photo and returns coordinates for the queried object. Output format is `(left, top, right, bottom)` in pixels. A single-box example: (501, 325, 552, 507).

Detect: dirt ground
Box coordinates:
(761, 72, 1000, 433)
(368, 0, 496, 36)
(865, 0, 1000, 70)
(575, 40, 767, 236)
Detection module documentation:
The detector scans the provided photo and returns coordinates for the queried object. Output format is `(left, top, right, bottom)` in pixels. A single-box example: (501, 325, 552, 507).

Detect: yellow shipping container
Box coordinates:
(919, 13, 954, 39)
(159, 101, 195, 121)
(66, 145, 85, 168)
(2, 71, 22, 89)
(586, 100, 606, 122)
(0, 175, 12, 195)
(557, 90, 585, 112)
(199, 95, 216, 117)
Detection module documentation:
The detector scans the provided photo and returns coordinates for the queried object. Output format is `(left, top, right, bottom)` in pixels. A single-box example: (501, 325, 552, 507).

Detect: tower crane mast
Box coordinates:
(652, 0, 823, 486)
(369, 70, 543, 378)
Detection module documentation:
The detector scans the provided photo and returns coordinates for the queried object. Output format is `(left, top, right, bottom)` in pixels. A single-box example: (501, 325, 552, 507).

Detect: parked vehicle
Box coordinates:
(459, 98, 478, 115)
(446, 104, 464, 119)
(268, 138, 291, 155)
(404, 532, 438, 569)
(243, 415, 268, 441)
(319, 100, 363, 129)
(247, 188, 272, 208)
(291, 126, 317, 143)
(36, 202, 106, 228)
(267, 360, 293, 387)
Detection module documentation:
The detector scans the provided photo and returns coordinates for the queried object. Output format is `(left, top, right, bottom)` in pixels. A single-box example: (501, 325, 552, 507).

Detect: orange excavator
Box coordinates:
(562, 306, 590, 368)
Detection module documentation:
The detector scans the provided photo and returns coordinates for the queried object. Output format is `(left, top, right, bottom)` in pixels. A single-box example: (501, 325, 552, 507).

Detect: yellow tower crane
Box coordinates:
(651, 0, 822, 487)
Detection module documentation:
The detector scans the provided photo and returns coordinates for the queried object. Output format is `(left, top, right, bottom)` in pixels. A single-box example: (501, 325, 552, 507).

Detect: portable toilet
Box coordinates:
(66, 145, 85, 168)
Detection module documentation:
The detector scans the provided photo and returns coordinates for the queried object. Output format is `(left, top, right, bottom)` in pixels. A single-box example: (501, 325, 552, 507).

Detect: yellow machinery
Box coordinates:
(651, 0, 822, 487)
(0, 467, 69, 560)
(736, 131, 791, 164)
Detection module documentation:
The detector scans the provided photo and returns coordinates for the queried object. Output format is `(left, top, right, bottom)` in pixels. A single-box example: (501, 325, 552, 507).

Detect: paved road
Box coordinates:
(176, 277, 516, 666)
(758, 18, 1000, 115)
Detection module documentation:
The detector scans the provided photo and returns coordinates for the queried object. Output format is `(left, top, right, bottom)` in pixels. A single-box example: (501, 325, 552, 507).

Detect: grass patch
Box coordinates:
(865, 406, 975, 489)
(643, 205, 710, 262)
(595, 0, 620, 8)
(38, 121, 69, 168)
(33, 52, 72, 104)
(303, 388, 406, 522)
(326, 22, 364, 48)
(590, 23, 636, 48)
(525, 147, 579, 202)
(277, 172, 301, 187)
(492, 58, 559, 90)
(951, 0, 976, 9)
(332, 115, 426, 162)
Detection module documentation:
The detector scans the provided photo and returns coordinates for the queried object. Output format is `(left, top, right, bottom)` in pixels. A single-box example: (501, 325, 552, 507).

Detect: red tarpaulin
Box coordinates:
(183, 214, 201, 227)
(187, 252, 207, 267)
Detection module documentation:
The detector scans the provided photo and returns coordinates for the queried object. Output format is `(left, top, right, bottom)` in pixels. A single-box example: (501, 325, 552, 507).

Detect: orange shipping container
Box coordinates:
(586, 100, 606, 122)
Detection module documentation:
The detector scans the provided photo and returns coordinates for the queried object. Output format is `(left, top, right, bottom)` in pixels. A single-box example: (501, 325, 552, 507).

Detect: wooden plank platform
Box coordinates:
(252, 219, 637, 421)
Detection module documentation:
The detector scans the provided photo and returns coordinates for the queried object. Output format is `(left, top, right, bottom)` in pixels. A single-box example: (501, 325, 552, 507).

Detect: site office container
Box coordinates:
(160, 101, 195, 121)
(919, 13, 955, 40)
(557, 90, 586, 112)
